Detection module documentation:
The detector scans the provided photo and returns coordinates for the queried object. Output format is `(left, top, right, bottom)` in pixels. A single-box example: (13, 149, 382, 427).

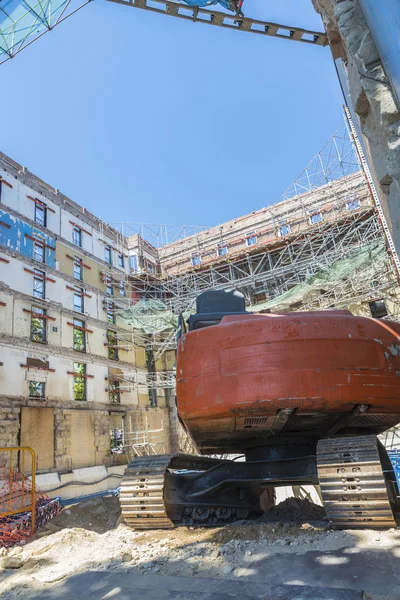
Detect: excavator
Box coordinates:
(120, 289, 400, 530)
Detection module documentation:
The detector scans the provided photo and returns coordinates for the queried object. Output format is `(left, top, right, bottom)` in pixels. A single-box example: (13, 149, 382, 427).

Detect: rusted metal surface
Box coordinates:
(317, 435, 396, 529)
(177, 312, 400, 454)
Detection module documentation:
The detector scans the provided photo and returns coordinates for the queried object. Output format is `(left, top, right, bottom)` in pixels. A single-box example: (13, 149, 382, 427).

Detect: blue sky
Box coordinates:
(1, 0, 343, 228)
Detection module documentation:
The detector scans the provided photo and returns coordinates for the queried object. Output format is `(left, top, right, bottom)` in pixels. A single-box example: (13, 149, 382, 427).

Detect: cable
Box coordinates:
(44, 473, 123, 493)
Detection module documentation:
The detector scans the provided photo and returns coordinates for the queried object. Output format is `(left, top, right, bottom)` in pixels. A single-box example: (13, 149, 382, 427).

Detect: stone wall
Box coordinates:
(94, 410, 112, 466)
(54, 409, 72, 472)
(0, 407, 20, 466)
(313, 0, 400, 253)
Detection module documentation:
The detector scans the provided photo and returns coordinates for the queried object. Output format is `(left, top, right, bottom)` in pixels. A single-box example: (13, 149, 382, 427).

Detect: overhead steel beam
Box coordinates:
(106, 0, 328, 46)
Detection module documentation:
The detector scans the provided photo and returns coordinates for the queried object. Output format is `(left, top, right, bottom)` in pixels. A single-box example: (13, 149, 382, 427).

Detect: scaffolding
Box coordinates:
(113, 118, 399, 321)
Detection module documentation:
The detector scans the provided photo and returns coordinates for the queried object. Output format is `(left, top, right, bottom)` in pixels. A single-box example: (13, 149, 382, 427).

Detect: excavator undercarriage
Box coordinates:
(120, 435, 398, 530)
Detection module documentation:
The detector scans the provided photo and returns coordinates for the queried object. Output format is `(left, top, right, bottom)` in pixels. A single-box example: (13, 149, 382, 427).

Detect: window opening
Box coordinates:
(33, 269, 45, 299)
(246, 232, 257, 246)
(34, 203, 46, 227)
(279, 223, 291, 236)
(33, 241, 45, 263)
(73, 362, 86, 401)
(30, 307, 47, 343)
(369, 299, 388, 319)
(105, 245, 112, 265)
(118, 253, 124, 268)
(73, 226, 82, 247)
(191, 252, 201, 266)
(73, 257, 83, 281)
(107, 330, 119, 360)
(29, 381, 45, 399)
(217, 243, 228, 256)
(109, 380, 121, 404)
(73, 318, 86, 352)
(74, 286, 84, 313)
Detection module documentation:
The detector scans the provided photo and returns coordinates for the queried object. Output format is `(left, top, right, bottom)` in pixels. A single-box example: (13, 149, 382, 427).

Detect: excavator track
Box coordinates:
(317, 435, 397, 529)
(120, 453, 264, 530)
(120, 455, 174, 530)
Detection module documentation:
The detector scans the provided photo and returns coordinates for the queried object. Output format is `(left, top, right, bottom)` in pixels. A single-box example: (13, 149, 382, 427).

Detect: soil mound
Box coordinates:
(259, 497, 327, 523)
(49, 495, 121, 533)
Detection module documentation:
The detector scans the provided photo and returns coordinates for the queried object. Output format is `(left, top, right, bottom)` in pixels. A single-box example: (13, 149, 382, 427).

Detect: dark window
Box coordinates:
(191, 253, 201, 266)
(107, 330, 119, 360)
(73, 257, 83, 281)
(369, 300, 388, 319)
(34, 203, 46, 227)
(31, 307, 47, 343)
(33, 269, 45, 299)
(279, 223, 291, 237)
(107, 303, 116, 324)
(33, 242, 45, 263)
(74, 287, 84, 313)
(105, 245, 112, 265)
(118, 253, 124, 268)
(217, 244, 228, 257)
(109, 380, 121, 404)
(73, 226, 82, 247)
(246, 232, 257, 246)
(73, 362, 86, 401)
(28, 381, 45, 399)
(73, 318, 86, 352)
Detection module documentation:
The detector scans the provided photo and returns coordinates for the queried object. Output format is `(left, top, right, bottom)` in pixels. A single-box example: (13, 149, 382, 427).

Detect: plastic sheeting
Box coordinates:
(182, 1, 236, 11)
(249, 241, 389, 313)
(118, 299, 178, 334)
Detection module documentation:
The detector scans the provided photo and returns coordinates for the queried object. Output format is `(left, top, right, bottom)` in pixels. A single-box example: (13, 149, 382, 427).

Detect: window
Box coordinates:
(279, 223, 291, 237)
(73, 318, 86, 352)
(74, 286, 84, 313)
(105, 276, 114, 296)
(33, 242, 45, 263)
(72, 226, 82, 247)
(107, 330, 119, 360)
(191, 252, 201, 266)
(28, 381, 45, 399)
(119, 282, 126, 297)
(346, 196, 360, 211)
(105, 245, 112, 265)
(33, 269, 45, 299)
(310, 213, 323, 225)
(73, 362, 86, 401)
(106, 302, 116, 324)
(118, 253, 124, 268)
(246, 232, 257, 246)
(369, 299, 388, 319)
(217, 243, 228, 257)
(73, 257, 83, 281)
(34, 202, 47, 227)
(109, 380, 121, 404)
(31, 307, 47, 343)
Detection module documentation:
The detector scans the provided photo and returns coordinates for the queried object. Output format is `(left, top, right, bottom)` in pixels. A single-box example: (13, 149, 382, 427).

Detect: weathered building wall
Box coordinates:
(312, 0, 400, 254)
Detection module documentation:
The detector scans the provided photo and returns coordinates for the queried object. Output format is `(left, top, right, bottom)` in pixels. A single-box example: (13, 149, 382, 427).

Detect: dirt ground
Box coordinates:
(1, 496, 400, 599)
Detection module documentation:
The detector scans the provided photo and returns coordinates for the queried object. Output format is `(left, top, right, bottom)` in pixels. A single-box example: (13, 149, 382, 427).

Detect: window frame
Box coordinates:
(72, 226, 82, 247)
(109, 380, 121, 404)
(217, 243, 228, 257)
(33, 269, 46, 299)
(73, 257, 83, 281)
(106, 302, 116, 324)
(191, 252, 201, 266)
(73, 286, 84, 313)
(278, 223, 291, 237)
(28, 380, 45, 399)
(105, 245, 112, 265)
(346, 197, 360, 211)
(117, 253, 124, 268)
(107, 330, 119, 360)
(33, 241, 45, 264)
(34, 203, 47, 227)
(73, 362, 87, 401)
(310, 212, 323, 225)
(30, 306, 47, 343)
(73, 318, 86, 352)
(245, 232, 258, 247)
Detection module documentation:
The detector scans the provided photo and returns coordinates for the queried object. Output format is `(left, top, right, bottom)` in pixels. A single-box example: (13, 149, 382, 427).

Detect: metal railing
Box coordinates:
(0, 446, 36, 535)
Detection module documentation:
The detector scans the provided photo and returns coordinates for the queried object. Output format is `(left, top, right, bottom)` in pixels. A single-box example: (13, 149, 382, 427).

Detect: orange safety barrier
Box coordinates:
(0, 447, 60, 548)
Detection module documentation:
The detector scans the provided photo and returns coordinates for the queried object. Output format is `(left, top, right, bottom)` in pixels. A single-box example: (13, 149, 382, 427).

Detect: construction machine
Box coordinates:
(120, 289, 400, 529)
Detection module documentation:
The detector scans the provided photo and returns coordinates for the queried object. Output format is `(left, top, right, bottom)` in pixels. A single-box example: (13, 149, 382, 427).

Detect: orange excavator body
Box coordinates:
(177, 310, 400, 455)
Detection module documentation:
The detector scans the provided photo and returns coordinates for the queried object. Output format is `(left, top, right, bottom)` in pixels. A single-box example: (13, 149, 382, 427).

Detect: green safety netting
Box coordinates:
(248, 241, 389, 313)
(118, 299, 178, 334)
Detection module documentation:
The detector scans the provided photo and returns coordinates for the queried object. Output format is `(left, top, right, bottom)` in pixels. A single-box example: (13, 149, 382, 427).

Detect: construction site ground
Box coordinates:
(1, 496, 400, 599)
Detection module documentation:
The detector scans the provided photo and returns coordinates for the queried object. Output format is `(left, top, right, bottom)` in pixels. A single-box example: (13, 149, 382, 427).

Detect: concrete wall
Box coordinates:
(312, 0, 400, 255)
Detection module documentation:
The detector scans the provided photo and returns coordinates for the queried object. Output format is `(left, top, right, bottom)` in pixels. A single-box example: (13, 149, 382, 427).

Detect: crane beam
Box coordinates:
(106, 0, 328, 46)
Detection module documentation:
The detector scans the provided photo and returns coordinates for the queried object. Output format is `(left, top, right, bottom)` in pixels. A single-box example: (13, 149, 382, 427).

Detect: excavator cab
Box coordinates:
(177, 289, 247, 340)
